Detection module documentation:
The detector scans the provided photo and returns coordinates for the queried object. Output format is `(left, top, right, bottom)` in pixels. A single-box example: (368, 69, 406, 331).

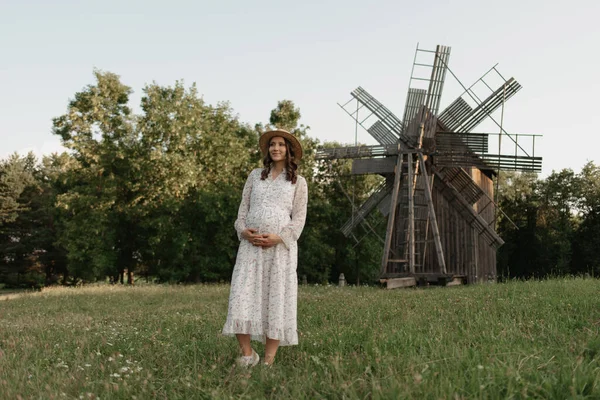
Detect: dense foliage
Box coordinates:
(496, 165, 600, 279)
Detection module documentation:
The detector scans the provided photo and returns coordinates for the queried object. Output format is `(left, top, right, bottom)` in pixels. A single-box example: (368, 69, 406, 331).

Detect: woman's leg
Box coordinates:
(264, 337, 280, 364)
(236, 334, 253, 356)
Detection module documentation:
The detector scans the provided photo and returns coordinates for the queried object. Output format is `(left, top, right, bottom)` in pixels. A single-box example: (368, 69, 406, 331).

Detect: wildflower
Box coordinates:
(56, 361, 69, 369)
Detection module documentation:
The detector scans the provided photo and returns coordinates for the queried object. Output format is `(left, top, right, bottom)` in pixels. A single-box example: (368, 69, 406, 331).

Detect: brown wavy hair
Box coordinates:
(261, 137, 298, 184)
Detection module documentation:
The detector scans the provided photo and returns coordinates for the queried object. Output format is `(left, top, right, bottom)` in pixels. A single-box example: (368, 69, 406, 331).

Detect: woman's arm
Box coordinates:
(234, 169, 257, 241)
(277, 177, 308, 249)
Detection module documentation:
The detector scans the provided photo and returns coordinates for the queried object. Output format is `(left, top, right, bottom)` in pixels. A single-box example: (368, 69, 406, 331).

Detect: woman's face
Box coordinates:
(269, 136, 287, 163)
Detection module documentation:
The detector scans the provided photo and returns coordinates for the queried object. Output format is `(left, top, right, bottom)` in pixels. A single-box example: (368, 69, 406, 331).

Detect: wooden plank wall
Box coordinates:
(424, 179, 474, 278)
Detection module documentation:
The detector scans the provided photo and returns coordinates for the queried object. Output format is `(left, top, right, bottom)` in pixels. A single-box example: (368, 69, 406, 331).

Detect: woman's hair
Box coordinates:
(261, 137, 298, 184)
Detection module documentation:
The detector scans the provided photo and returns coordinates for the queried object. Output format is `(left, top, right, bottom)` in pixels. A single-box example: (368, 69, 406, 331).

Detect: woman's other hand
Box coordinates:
(254, 233, 282, 248)
(241, 228, 261, 245)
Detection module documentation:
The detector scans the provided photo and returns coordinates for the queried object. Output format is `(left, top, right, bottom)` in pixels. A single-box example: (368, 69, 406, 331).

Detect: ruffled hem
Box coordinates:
(222, 318, 298, 346)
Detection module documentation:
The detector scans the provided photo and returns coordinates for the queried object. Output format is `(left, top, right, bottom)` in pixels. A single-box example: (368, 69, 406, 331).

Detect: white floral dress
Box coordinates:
(222, 168, 308, 346)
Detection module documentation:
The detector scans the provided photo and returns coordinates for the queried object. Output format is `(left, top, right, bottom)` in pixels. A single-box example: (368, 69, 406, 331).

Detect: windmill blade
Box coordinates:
(433, 152, 492, 171)
(458, 78, 521, 132)
(377, 192, 393, 217)
(400, 45, 450, 146)
(434, 171, 505, 249)
(438, 97, 473, 132)
(436, 99, 482, 155)
(478, 154, 542, 172)
(350, 87, 411, 144)
(401, 88, 427, 134)
(435, 132, 488, 154)
(340, 179, 393, 236)
(424, 45, 451, 116)
(438, 167, 485, 205)
(401, 90, 429, 145)
(400, 104, 440, 150)
(367, 120, 399, 145)
(434, 150, 542, 173)
(352, 158, 396, 175)
(334, 180, 387, 247)
(315, 144, 398, 161)
(438, 78, 521, 133)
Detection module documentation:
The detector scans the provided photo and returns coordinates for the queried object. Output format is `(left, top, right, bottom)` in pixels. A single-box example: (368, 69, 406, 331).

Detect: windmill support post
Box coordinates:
(421, 173, 435, 271)
(418, 153, 447, 274)
(407, 152, 415, 274)
(380, 149, 406, 276)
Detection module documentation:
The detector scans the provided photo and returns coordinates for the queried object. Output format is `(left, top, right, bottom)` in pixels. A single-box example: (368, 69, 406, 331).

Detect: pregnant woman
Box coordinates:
(222, 129, 308, 367)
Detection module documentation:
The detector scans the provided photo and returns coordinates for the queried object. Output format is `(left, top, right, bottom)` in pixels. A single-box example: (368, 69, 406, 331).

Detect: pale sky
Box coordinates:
(1, 0, 599, 177)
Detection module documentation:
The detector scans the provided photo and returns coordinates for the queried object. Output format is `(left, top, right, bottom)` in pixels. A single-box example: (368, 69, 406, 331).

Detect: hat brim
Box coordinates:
(259, 129, 303, 161)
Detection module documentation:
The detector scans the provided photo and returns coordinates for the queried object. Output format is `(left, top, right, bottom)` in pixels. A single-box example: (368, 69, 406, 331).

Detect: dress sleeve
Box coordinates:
(278, 177, 308, 249)
(234, 170, 256, 241)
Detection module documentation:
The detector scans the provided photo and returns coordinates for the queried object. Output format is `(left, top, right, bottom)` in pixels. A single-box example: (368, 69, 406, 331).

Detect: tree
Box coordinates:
(497, 169, 580, 279)
(536, 169, 578, 276)
(134, 82, 258, 282)
(0, 153, 69, 287)
(0, 153, 37, 226)
(571, 161, 600, 276)
(50, 72, 261, 283)
(312, 142, 384, 284)
(0, 153, 38, 286)
(52, 70, 137, 283)
(268, 100, 302, 132)
(573, 161, 600, 216)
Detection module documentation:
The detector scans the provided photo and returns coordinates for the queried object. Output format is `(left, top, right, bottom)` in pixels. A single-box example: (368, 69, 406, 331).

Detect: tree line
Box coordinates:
(1, 71, 598, 288)
(496, 165, 600, 279)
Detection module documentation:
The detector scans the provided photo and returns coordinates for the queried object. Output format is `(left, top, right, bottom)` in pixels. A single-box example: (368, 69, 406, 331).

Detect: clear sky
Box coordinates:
(1, 0, 598, 177)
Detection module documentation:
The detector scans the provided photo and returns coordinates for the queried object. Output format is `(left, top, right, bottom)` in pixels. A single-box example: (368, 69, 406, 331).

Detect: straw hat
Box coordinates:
(259, 129, 303, 161)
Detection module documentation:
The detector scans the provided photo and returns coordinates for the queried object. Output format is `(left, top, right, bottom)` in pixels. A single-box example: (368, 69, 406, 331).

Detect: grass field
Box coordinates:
(0, 278, 599, 399)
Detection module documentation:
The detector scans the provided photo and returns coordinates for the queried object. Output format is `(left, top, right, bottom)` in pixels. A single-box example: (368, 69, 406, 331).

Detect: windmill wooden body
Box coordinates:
(316, 44, 542, 287)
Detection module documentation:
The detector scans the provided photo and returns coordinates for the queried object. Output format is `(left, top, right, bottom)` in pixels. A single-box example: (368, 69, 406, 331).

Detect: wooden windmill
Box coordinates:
(316, 44, 542, 287)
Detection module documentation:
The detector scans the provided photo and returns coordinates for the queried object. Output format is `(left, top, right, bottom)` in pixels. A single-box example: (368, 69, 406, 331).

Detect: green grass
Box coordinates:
(0, 278, 599, 399)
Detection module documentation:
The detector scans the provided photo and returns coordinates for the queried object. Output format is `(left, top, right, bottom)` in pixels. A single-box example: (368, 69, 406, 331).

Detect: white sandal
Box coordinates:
(236, 349, 260, 367)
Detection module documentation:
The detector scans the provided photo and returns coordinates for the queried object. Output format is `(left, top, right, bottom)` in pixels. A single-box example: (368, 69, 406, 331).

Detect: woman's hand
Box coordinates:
(254, 233, 282, 248)
(241, 228, 261, 245)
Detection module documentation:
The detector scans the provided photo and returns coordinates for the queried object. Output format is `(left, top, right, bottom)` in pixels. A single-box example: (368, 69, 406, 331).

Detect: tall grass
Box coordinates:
(0, 278, 598, 399)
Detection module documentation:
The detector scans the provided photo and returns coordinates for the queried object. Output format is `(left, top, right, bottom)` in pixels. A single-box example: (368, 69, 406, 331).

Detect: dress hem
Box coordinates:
(222, 318, 298, 347)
